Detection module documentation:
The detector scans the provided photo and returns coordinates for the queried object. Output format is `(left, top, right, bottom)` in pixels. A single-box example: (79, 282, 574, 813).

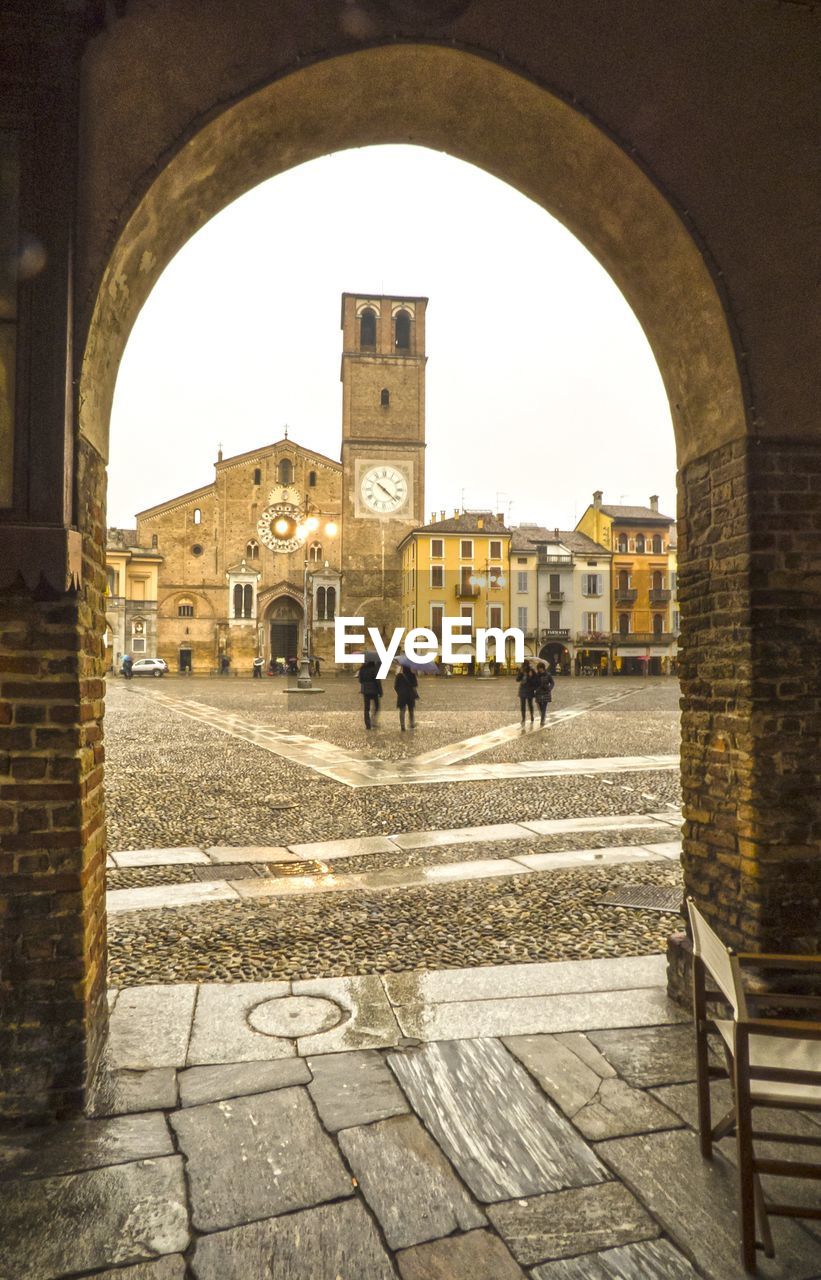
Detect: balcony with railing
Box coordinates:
(612, 631, 676, 645)
(537, 551, 572, 565)
(540, 627, 570, 640)
(454, 583, 480, 599)
(649, 588, 672, 604)
(576, 632, 610, 646)
(545, 590, 564, 603)
(614, 588, 638, 605)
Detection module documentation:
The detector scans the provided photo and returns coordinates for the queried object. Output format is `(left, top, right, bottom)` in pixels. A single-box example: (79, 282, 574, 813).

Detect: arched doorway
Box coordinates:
(539, 642, 570, 675)
(265, 596, 303, 667)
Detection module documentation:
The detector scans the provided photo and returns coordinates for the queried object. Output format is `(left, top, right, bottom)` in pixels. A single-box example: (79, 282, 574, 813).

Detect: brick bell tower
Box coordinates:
(339, 292, 427, 633)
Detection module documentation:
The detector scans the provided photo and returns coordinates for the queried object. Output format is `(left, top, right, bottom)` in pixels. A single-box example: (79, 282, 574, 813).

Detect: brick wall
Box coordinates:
(0, 439, 109, 1120)
(678, 437, 821, 953)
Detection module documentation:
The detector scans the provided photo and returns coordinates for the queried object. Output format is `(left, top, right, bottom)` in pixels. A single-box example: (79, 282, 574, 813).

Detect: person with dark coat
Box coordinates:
(252, 656, 264, 678)
(394, 664, 419, 730)
(534, 660, 555, 726)
(357, 656, 382, 729)
(515, 660, 538, 725)
(121, 653, 133, 679)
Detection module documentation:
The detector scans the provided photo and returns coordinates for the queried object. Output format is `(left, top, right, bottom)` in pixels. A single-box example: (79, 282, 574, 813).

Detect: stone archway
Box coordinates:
(3, 23, 818, 1119)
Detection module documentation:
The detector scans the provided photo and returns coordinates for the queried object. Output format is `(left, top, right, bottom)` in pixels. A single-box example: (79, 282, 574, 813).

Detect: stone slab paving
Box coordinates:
(587, 1024, 700, 1087)
(306, 1049, 409, 1131)
(88, 1064, 179, 1116)
(190, 1199, 396, 1279)
(338, 1113, 486, 1248)
(383, 954, 667, 1006)
(394, 986, 688, 1042)
(485, 1181, 660, 1265)
(185, 980, 294, 1065)
(0, 1155, 189, 1279)
(530, 1237, 700, 1278)
(0, 1111, 173, 1180)
(598, 1128, 821, 1278)
(178, 1058, 311, 1108)
(387, 1038, 607, 1201)
(293, 974, 404, 1054)
(504, 1032, 682, 1141)
(75, 1261, 187, 1280)
(169, 1088, 353, 1233)
(108, 983, 196, 1069)
(107, 878, 239, 914)
(396, 1227, 528, 1279)
(206, 843, 297, 862)
(110, 847, 209, 867)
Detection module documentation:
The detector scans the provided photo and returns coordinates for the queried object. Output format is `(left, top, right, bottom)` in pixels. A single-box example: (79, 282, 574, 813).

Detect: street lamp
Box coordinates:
(468, 560, 507, 677)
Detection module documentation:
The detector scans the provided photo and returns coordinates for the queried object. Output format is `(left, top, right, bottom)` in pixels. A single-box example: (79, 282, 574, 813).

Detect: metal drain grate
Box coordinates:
(597, 884, 683, 915)
(266, 860, 328, 878)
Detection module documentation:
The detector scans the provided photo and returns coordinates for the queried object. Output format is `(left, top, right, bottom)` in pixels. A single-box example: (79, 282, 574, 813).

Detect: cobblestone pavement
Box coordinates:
(3, 961, 820, 1280)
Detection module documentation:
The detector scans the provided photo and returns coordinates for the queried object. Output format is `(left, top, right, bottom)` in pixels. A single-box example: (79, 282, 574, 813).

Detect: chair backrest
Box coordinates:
(687, 898, 747, 1018)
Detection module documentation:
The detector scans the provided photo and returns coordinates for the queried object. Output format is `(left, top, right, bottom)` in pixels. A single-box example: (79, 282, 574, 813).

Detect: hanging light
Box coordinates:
(324, 520, 338, 538)
(305, 515, 320, 532)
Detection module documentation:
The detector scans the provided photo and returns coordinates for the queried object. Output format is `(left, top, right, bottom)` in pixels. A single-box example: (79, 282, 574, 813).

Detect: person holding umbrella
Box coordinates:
(357, 651, 382, 730)
(394, 657, 420, 731)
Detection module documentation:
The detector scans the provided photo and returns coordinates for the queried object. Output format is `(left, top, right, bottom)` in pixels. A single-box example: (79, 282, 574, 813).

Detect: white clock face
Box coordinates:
(360, 465, 408, 514)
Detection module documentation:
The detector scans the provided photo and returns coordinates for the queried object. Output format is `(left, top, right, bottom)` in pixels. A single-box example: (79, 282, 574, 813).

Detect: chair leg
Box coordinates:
(733, 1031, 758, 1274)
(692, 956, 713, 1157)
(753, 1174, 775, 1259)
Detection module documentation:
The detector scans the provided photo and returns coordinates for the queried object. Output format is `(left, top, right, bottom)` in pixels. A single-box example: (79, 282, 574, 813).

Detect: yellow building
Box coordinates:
(576, 491, 676, 674)
(399, 512, 512, 667)
(105, 529, 163, 670)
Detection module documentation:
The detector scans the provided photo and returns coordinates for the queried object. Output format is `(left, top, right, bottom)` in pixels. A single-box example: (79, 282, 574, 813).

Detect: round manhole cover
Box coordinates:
(248, 994, 342, 1039)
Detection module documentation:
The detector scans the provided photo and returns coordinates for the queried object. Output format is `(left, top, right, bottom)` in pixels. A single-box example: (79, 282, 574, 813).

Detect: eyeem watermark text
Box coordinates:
(334, 616, 524, 678)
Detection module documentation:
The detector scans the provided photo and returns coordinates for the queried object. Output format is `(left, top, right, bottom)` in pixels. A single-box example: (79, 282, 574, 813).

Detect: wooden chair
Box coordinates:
(687, 898, 821, 1272)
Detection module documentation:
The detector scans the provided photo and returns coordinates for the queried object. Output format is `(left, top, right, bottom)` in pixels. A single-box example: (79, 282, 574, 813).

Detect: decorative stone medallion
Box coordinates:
(248, 995, 343, 1039)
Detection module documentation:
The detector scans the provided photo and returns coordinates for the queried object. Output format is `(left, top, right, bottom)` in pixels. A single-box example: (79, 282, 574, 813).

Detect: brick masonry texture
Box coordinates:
(678, 437, 821, 954)
(0, 439, 109, 1120)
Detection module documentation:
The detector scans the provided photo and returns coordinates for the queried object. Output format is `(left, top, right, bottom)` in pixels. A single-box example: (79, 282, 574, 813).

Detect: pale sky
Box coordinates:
(108, 145, 677, 531)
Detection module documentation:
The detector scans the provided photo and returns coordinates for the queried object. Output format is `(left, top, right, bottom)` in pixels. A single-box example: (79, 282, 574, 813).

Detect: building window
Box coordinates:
(151, 533, 158, 548)
(253, 467, 261, 485)
(617, 533, 628, 553)
(673, 609, 680, 631)
(394, 309, 411, 350)
(583, 573, 603, 596)
(431, 603, 444, 640)
(517, 571, 528, 593)
(233, 584, 243, 618)
(277, 458, 293, 486)
(191, 543, 203, 557)
(380, 388, 390, 407)
(517, 556, 528, 565)
(460, 605, 474, 631)
(489, 605, 503, 630)
(653, 613, 664, 635)
(106, 569, 117, 596)
(316, 586, 326, 621)
(309, 542, 322, 563)
(671, 571, 678, 590)
(653, 569, 664, 590)
(430, 538, 444, 558)
(460, 539, 473, 558)
(431, 564, 444, 589)
(489, 565, 503, 588)
(619, 613, 630, 636)
(652, 534, 663, 554)
(584, 611, 602, 632)
(193, 508, 201, 525)
(549, 609, 561, 630)
(308, 470, 317, 487)
(246, 540, 259, 560)
(360, 307, 377, 348)
(636, 534, 646, 553)
(131, 618, 145, 653)
(244, 584, 253, 618)
(517, 606, 528, 632)
(489, 540, 502, 559)
(326, 586, 336, 621)
(618, 569, 630, 590)
(178, 599, 194, 618)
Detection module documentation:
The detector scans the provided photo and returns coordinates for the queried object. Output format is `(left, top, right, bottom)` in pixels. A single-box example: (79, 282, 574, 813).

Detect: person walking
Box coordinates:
(394, 663, 419, 731)
(121, 653, 133, 680)
(358, 654, 382, 729)
(534, 660, 555, 726)
(252, 656, 264, 678)
(515, 659, 538, 725)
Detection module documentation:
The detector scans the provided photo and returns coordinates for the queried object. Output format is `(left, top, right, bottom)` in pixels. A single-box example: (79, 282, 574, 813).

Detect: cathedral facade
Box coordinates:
(108, 292, 427, 673)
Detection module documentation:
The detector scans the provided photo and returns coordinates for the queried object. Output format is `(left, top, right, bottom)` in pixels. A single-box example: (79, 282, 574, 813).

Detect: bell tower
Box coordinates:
(339, 292, 427, 630)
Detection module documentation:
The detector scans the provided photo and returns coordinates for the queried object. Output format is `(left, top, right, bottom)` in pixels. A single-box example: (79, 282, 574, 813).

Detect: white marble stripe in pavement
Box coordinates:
(105, 839, 679, 912)
(135, 686, 676, 788)
(109, 810, 682, 866)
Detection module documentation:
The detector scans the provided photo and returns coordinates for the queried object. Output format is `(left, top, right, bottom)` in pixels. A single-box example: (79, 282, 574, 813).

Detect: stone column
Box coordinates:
(677, 436, 821, 958)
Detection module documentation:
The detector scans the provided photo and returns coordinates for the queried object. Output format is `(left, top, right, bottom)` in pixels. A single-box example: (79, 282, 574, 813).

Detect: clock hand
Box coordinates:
(376, 482, 394, 498)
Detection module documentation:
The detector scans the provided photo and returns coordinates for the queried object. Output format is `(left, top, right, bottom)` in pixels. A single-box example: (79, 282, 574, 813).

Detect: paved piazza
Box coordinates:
(104, 675, 683, 986)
